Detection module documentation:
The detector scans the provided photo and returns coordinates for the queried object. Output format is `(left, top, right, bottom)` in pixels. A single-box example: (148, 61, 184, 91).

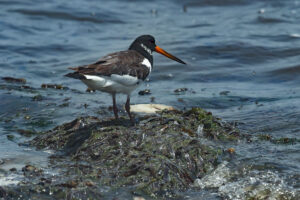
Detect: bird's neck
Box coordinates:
(129, 43, 153, 66)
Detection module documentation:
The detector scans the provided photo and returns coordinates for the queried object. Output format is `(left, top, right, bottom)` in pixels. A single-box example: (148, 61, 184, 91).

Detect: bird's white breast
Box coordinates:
(142, 58, 152, 72)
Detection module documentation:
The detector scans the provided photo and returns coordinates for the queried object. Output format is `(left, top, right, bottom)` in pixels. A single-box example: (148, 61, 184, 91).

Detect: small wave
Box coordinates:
(184, 23, 212, 29)
(191, 42, 300, 64)
(219, 170, 299, 199)
(290, 33, 300, 38)
(0, 44, 86, 58)
(10, 9, 124, 24)
(184, 0, 250, 7)
(0, 174, 20, 186)
(267, 65, 300, 82)
(250, 34, 300, 42)
(195, 162, 299, 199)
(270, 65, 300, 75)
(256, 16, 289, 24)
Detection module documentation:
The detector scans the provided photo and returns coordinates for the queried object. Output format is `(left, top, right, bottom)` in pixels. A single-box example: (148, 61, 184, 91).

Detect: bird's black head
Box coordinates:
(129, 35, 156, 64)
(129, 35, 186, 65)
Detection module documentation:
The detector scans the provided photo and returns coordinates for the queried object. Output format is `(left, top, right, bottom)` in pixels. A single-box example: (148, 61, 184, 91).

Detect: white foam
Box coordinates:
(0, 174, 20, 186)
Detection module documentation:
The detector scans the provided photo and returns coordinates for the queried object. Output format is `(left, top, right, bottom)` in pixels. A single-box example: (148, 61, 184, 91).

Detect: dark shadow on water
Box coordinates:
(9, 9, 124, 24)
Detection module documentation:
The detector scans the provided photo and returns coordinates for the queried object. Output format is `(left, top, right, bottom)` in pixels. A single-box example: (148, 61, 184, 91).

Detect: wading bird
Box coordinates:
(66, 35, 186, 123)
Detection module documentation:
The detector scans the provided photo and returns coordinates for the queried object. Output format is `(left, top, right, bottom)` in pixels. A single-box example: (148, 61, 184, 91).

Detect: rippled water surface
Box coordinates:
(1, 0, 300, 199)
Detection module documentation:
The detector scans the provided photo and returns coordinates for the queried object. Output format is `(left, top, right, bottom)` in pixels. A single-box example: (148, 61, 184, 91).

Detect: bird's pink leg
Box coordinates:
(125, 95, 134, 124)
(112, 93, 118, 119)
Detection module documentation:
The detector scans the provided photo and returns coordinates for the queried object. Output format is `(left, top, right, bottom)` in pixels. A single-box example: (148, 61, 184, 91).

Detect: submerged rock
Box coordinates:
(41, 83, 68, 90)
(3, 107, 241, 199)
(174, 88, 188, 93)
(2, 77, 26, 84)
(138, 89, 151, 95)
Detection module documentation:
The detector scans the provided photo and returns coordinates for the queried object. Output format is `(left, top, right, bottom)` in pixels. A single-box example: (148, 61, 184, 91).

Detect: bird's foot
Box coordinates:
(129, 117, 136, 126)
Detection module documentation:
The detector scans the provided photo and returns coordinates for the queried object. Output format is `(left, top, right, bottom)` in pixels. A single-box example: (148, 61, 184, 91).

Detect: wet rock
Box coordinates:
(258, 8, 265, 14)
(17, 129, 38, 137)
(0, 107, 242, 199)
(27, 107, 241, 198)
(0, 187, 6, 198)
(219, 91, 230, 96)
(32, 94, 43, 101)
(6, 134, 15, 141)
(174, 88, 188, 93)
(24, 115, 31, 120)
(85, 181, 95, 187)
(138, 89, 151, 95)
(32, 116, 100, 151)
(59, 102, 69, 107)
(2, 77, 26, 84)
(21, 85, 32, 89)
(60, 180, 78, 188)
(9, 168, 17, 172)
(227, 148, 235, 154)
(86, 88, 95, 93)
(41, 83, 67, 90)
(274, 137, 298, 144)
(177, 98, 184, 103)
(150, 96, 155, 102)
(257, 134, 300, 145)
(22, 165, 36, 172)
(40, 177, 52, 184)
(22, 165, 43, 177)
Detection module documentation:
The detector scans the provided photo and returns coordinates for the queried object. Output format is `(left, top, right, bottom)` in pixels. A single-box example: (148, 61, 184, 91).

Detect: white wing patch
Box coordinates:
(110, 74, 138, 86)
(84, 75, 112, 87)
(82, 74, 140, 94)
(84, 75, 105, 82)
(142, 58, 152, 72)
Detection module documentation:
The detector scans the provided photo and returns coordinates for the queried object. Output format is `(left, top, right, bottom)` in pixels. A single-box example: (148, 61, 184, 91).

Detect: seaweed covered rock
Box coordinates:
(27, 108, 241, 198)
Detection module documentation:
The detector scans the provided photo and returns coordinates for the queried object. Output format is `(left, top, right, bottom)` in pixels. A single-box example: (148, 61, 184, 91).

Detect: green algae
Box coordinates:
(257, 134, 300, 145)
(2, 107, 241, 199)
(182, 107, 240, 141)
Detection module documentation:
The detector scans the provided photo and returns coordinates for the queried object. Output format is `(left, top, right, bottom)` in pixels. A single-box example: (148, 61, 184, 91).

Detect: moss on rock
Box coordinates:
(4, 107, 241, 199)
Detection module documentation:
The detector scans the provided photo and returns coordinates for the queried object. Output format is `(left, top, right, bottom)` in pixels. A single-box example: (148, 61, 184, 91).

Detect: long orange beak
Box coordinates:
(155, 46, 186, 64)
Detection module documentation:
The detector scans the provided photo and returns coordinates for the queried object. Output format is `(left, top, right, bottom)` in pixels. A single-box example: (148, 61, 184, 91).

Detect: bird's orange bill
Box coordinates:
(155, 46, 186, 64)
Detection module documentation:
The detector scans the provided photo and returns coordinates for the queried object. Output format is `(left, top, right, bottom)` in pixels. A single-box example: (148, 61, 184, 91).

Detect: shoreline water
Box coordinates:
(1, 0, 300, 198)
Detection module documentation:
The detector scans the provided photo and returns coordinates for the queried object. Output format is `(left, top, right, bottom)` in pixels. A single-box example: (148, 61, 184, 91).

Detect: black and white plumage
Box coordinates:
(65, 35, 185, 124)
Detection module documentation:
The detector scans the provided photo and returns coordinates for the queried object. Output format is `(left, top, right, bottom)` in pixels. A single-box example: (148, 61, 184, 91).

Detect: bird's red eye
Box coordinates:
(150, 40, 155, 43)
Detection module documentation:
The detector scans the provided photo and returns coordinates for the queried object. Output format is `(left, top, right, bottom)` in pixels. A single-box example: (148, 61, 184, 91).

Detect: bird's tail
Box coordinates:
(65, 72, 86, 80)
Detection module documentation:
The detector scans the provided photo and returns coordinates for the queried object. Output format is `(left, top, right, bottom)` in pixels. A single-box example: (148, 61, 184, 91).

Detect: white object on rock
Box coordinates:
(130, 104, 175, 114)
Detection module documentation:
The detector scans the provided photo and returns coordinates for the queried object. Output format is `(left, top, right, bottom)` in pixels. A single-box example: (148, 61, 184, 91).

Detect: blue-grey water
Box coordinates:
(1, 0, 300, 199)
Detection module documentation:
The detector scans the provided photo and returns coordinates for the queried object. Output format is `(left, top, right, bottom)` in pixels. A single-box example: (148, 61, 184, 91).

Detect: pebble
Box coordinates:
(219, 91, 230, 96)
(41, 83, 67, 90)
(133, 197, 145, 200)
(86, 88, 95, 93)
(32, 95, 43, 101)
(9, 168, 17, 172)
(138, 89, 151, 95)
(174, 88, 188, 93)
(258, 8, 265, 14)
(85, 181, 95, 187)
(22, 165, 37, 172)
(0, 187, 6, 198)
(2, 77, 26, 84)
(227, 148, 235, 154)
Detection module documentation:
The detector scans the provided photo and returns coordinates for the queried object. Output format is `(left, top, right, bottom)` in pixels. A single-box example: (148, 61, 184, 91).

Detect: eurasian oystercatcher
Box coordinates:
(65, 35, 186, 123)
